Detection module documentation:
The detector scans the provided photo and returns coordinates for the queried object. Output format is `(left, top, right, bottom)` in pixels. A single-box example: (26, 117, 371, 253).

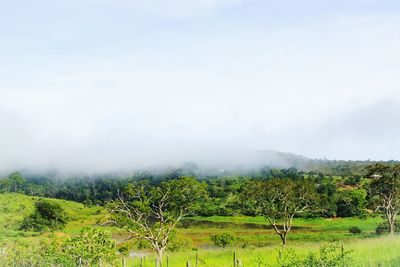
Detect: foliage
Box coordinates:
(62, 227, 118, 266)
(167, 232, 193, 252)
(247, 178, 319, 245)
(0, 228, 117, 267)
(349, 226, 362, 234)
(0, 164, 390, 221)
(366, 163, 400, 235)
(20, 199, 68, 231)
(278, 243, 352, 267)
(210, 233, 236, 248)
(336, 189, 367, 217)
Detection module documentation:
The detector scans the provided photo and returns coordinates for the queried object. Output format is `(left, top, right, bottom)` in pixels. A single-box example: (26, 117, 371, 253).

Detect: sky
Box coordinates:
(0, 0, 400, 173)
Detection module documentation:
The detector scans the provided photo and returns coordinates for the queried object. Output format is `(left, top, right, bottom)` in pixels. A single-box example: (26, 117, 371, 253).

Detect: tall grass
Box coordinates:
(126, 236, 400, 267)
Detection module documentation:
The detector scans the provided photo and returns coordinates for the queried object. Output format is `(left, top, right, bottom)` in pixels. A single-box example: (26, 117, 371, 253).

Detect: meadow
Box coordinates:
(127, 237, 400, 267)
(1, 193, 399, 266)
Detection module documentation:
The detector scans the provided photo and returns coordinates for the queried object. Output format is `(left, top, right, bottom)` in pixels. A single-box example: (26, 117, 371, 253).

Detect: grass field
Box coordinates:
(178, 215, 383, 247)
(1, 193, 399, 266)
(125, 237, 400, 267)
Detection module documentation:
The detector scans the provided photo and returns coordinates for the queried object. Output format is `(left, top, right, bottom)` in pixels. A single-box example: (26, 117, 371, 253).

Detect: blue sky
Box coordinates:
(1, 0, 400, 172)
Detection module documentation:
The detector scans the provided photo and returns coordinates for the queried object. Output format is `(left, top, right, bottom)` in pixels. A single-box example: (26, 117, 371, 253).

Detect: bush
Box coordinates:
(349, 226, 362, 234)
(167, 234, 193, 252)
(303, 243, 352, 267)
(0, 228, 118, 267)
(278, 243, 352, 267)
(63, 227, 118, 266)
(375, 222, 400, 235)
(210, 233, 236, 248)
(20, 199, 68, 231)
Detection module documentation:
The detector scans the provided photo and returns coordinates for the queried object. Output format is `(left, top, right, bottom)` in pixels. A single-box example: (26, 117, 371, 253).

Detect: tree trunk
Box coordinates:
(279, 233, 287, 246)
(386, 211, 396, 236)
(388, 216, 395, 236)
(156, 249, 163, 267)
(282, 235, 287, 246)
(389, 221, 395, 236)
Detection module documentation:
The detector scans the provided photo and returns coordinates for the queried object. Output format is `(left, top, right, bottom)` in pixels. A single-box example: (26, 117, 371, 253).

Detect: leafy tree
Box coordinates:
(20, 199, 68, 231)
(210, 233, 236, 248)
(366, 163, 400, 235)
(107, 177, 207, 267)
(8, 172, 26, 192)
(0, 177, 11, 192)
(317, 177, 338, 218)
(247, 178, 319, 246)
(336, 189, 367, 217)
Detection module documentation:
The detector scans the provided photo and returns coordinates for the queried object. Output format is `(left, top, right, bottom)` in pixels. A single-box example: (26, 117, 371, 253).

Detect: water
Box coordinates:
(178, 220, 307, 230)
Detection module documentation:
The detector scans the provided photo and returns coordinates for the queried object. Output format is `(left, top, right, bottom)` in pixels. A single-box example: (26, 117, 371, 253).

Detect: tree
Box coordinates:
(0, 177, 11, 192)
(107, 177, 207, 266)
(367, 163, 400, 235)
(8, 172, 25, 192)
(336, 189, 367, 217)
(20, 199, 69, 231)
(247, 178, 318, 246)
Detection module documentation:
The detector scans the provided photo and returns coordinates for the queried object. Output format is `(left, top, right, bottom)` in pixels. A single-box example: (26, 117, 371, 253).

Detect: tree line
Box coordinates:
(0, 166, 396, 220)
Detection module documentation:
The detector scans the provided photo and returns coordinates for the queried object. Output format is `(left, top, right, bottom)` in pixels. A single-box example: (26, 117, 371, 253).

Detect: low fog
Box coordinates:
(1, 0, 400, 174)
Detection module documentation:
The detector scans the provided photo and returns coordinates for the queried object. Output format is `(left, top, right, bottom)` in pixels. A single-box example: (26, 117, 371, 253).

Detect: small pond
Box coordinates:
(178, 220, 307, 230)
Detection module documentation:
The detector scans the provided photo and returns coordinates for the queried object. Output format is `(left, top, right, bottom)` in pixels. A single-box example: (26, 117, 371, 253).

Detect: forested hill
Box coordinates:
(261, 151, 398, 176)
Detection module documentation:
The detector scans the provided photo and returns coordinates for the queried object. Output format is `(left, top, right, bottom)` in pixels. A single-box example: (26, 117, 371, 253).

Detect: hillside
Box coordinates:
(0, 193, 104, 241)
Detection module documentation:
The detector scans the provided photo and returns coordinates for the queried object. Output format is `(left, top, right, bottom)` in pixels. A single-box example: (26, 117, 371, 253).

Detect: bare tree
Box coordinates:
(367, 163, 400, 235)
(247, 178, 318, 246)
(107, 177, 206, 266)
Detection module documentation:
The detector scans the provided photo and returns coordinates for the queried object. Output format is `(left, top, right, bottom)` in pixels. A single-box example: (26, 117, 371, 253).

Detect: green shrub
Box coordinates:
(20, 199, 69, 231)
(63, 227, 118, 266)
(303, 243, 352, 267)
(278, 243, 352, 267)
(0, 228, 118, 267)
(210, 233, 236, 248)
(167, 234, 193, 252)
(349, 226, 362, 234)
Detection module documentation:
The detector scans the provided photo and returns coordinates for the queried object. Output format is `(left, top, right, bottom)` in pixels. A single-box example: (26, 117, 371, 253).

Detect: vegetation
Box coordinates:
(0, 228, 118, 267)
(61, 227, 118, 266)
(247, 178, 318, 246)
(210, 233, 236, 248)
(106, 177, 206, 266)
(366, 163, 400, 235)
(20, 199, 69, 231)
(0, 162, 399, 266)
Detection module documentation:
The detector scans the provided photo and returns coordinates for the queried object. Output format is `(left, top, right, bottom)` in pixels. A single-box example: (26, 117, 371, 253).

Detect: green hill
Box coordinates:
(0, 193, 105, 241)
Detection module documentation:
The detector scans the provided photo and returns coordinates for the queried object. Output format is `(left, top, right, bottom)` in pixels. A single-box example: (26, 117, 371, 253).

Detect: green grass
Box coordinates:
(125, 236, 400, 267)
